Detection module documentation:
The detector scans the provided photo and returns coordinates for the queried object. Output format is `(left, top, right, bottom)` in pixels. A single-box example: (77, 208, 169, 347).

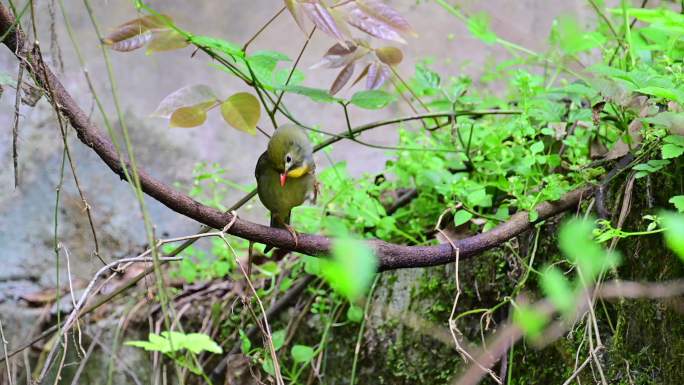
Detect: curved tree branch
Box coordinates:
(0, 5, 592, 272)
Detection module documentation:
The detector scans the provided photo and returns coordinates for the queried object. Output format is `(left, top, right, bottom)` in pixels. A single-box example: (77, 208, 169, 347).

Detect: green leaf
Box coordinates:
(530, 141, 545, 154)
(243, 51, 290, 87)
(664, 135, 684, 146)
(467, 13, 497, 44)
(529, 208, 539, 223)
(662, 144, 684, 159)
(414, 63, 440, 91)
(291, 344, 315, 364)
(466, 189, 492, 208)
(304, 256, 322, 275)
(347, 305, 364, 323)
(125, 331, 222, 355)
(513, 305, 548, 339)
(271, 329, 286, 351)
(280, 85, 339, 103)
(350, 90, 396, 110)
(262, 357, 275, 375)
(540, 267, 575, 317)
(559, 218, 620, 282)
(250, 50, 291, 62)
(321, 238, 377, 301)
(258, 261, 281, 277)
(181, 333, 223, 354)
(169, 105, 208, 128)
(273, 68, 305, 88)
(637, 86, 684, 103)
(239, 330, 251, 353)
(553, 16, 606, 54)
(189, 35, 244, 57)
(453, 210, 473, 227)
(661, 212, 684, 261)
(670, 196, 684, 213)
(220, 92, 261, 134)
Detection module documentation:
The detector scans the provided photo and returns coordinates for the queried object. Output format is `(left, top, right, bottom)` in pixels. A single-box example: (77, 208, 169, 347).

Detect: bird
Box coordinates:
(255, 124, 316, 252)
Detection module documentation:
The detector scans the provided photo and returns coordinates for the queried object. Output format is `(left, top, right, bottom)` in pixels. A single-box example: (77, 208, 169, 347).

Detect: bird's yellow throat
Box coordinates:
(280, 164, 310, 187)
(286, 165, 309, 178)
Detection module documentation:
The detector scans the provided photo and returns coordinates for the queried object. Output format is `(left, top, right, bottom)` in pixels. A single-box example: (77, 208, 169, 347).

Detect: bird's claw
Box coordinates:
(284, 224, 299, 248)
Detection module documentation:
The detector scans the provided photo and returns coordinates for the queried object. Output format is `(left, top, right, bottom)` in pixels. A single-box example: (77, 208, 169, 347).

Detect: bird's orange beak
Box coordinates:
(280, 173, 287, 187)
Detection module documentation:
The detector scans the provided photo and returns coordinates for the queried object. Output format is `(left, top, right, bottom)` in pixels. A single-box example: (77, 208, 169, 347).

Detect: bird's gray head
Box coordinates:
(267, 124, 314, 184)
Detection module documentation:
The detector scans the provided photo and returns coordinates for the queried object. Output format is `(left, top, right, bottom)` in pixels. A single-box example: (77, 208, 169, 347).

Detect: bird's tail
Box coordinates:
(264, 213, 290, 253)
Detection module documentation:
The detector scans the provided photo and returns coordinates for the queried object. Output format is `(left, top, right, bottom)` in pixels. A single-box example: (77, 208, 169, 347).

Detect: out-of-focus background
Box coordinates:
(0, 0, 590, 355)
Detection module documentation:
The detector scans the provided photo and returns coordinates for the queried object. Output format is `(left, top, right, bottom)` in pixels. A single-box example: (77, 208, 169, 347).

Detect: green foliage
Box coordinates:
(662, 135, 684, 159)
(349, 89, 396, 110)
(540, 267, 575, 317)
(126, 331, 222, 354)
(280, 85, 340, 103)
(560, 218, 620, 281)
(123, 1, 684, 382)
(661, 212, 684, 261)
(321, 238, 377, 302)
(670, 196, 684, 213)
(126, 331, 222, 376)
(189, 35, 243, 58)
(513, 305, 548, 339)
(466, 12, 497, 44)
(550, 16, 606, 54)
(290, 345, 315, 364)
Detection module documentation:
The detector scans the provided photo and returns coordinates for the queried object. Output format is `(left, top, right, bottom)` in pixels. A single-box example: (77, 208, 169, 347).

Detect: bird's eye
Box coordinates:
(286, 154, 292, 164)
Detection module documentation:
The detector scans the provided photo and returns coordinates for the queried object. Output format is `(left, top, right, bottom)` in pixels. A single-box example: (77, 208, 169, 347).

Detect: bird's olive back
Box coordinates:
(267, 124, 313, 171)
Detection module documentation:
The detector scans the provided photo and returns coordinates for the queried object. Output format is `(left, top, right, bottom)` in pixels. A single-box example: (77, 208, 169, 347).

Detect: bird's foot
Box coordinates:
(284, 223, 299, 248)
(312, 179, 321, 205)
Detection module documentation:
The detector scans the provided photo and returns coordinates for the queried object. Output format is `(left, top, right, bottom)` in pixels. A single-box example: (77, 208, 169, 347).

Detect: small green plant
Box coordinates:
(126, 331, 222, 378)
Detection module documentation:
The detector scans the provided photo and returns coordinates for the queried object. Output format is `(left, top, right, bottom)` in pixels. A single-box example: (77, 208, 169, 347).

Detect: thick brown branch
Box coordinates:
(0, 5, 592, 272)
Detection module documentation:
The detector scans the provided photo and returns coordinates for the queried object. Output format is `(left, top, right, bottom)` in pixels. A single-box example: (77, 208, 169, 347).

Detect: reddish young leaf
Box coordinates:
(356, 0, 416, 35)
(107, 32, 153, 52)
(366, 62, 391, 90)
(342, 0, 415, 43)
(351, 62, 371, 87)
(103, 14, 187, 53)
(311, 41, 361, 69)
(329, 61, 355, 95)
(301, 1, 349, 45)
(103, 15, 170, 45)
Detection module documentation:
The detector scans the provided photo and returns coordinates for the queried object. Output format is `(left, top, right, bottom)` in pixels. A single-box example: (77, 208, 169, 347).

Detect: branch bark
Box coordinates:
(0, 4, 593, 272)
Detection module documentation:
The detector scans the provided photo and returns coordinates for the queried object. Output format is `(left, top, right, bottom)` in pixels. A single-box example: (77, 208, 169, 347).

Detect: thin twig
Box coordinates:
(272, 26, 316, 115)
(561, 347, 602, 385)
(12, 61, 24, 188)
(349, 275, 379, 385)
(36, 256, 182, 383)
(68, 329, 102, 385)
(220, 233, 285, 385)
(0, 319, 13, 385)
(453, 279, 684, 385)
(242, 6, 286, 52)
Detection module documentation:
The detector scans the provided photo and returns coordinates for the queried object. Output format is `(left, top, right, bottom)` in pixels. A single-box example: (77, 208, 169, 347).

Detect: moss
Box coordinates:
(256, 160, 684, 385)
